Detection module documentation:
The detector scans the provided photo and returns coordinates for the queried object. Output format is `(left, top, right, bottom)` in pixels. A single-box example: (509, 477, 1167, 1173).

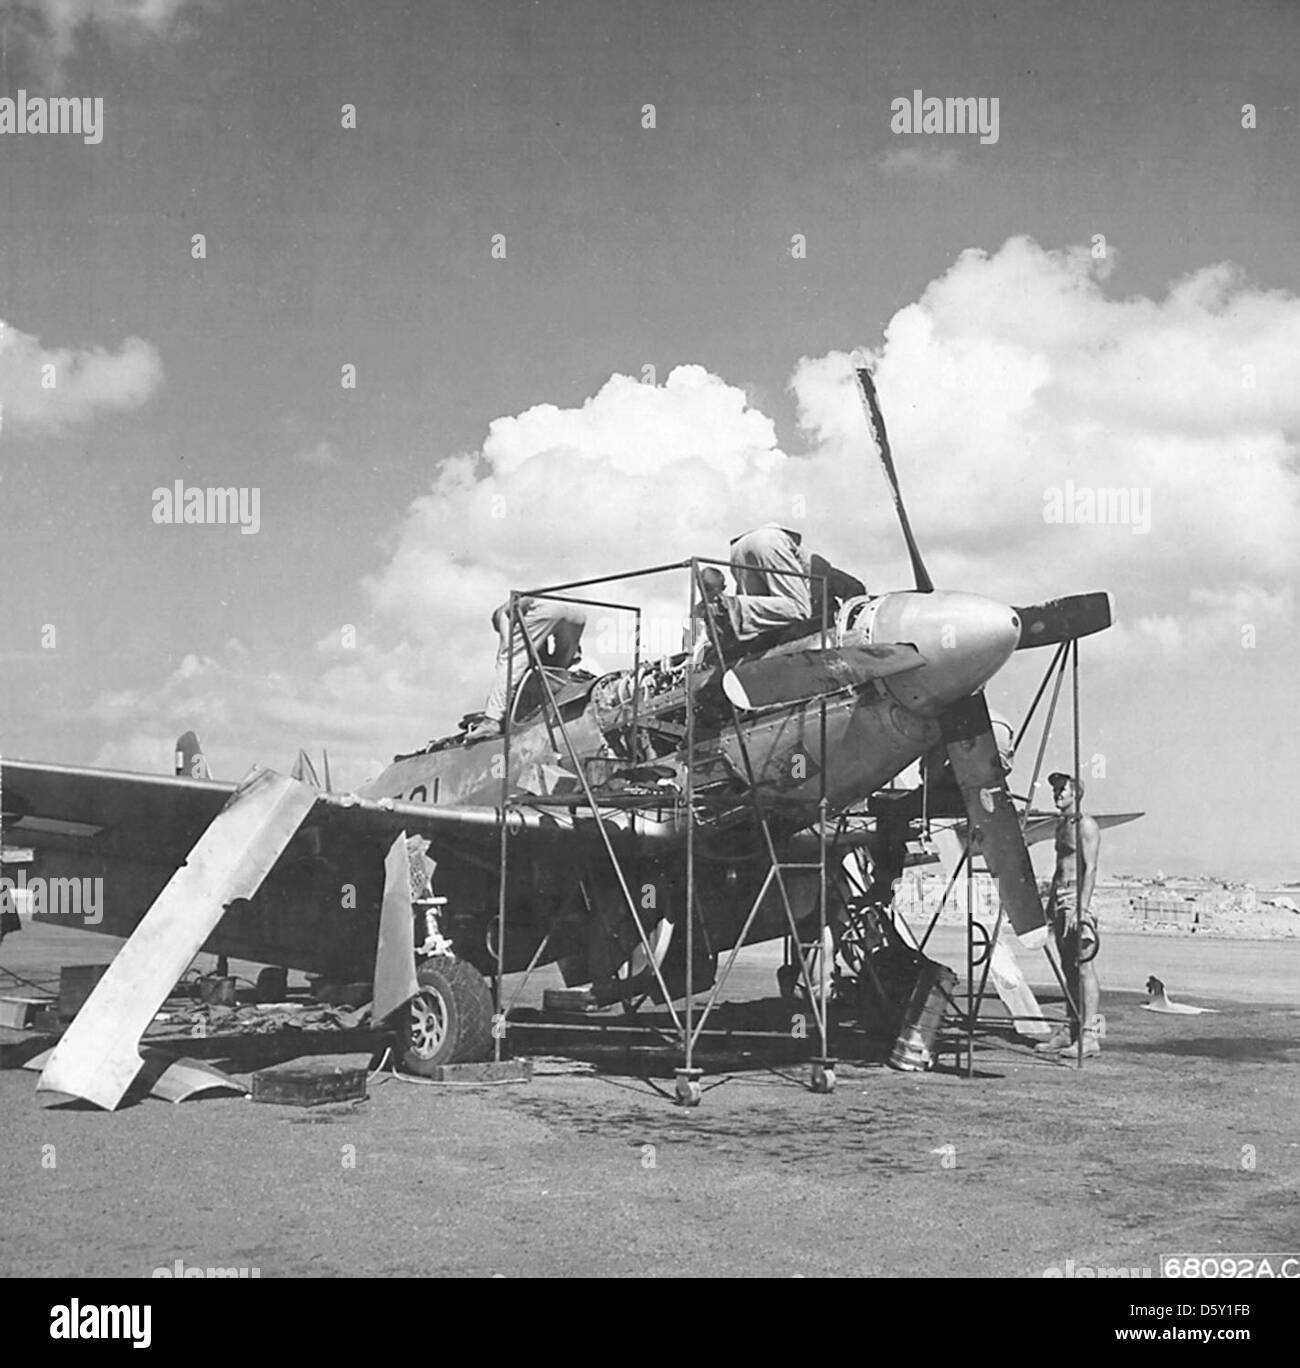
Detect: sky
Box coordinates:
(0, 0, 1297, 882)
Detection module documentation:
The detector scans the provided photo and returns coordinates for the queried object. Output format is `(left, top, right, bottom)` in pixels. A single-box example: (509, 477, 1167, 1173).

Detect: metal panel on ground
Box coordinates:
(37, 769, 317, 1110)
(373, 831, 419, 1022)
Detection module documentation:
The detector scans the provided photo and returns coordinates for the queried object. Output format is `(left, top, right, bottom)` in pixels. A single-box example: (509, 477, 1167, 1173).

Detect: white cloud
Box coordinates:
(16, 0, 197, 50)
(88, 645, 412, 788)
(361, 235, 1299, 688)
(879, 147, 960, 180)
(2, 0, 201, 82)
(367, 365, 791, 626)
(1102, 584, 1294, 659)
(86, 237, 1300, 770)
(0, 318, 162, 430)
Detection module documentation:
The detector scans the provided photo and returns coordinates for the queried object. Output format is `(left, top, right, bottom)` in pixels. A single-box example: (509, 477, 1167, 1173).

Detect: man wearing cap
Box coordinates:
(1037, 772, 1104, 1056)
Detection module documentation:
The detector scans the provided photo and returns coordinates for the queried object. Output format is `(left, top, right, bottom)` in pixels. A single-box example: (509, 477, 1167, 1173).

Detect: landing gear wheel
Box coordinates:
(969, 920, 992, 968)
(398, 956, 493, 1075)
(674, 1068, 703, 1107)
(810, 1060, 836, 1094)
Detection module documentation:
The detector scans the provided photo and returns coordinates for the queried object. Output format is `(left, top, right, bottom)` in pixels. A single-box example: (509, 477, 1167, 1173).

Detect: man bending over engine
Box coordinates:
(727, 525, 865, 642)
(474, 595, 587, 736)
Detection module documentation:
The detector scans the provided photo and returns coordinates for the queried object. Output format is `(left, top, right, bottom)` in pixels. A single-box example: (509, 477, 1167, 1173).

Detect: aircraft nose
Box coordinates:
(865, 591, 1021, 718)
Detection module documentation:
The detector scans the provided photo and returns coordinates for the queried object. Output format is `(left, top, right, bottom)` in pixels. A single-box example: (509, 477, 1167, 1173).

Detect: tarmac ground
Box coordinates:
(1, 920, 1297, 1278)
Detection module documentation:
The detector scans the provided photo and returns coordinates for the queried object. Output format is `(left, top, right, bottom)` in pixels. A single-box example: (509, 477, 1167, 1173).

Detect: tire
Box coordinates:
(398, 956, 494, 1074)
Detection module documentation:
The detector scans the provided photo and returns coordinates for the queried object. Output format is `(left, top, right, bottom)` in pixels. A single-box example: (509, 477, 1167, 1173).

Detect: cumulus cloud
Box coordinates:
(1102, 585, 1294, 659)
(364, 236, 1299, 682)
(879, 147, 960, 179)
(88, 237, 1300, 773)
(368, 365, 789, 620)
(1, 0, 200, 83)
(88, 645, 420, 787)
(0, 318, 162, 430)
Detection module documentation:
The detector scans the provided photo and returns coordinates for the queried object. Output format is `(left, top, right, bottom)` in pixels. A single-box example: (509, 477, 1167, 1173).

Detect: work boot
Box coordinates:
(1035, 1023, 1074, 1053)
(1060, 1017, 1103, 1058)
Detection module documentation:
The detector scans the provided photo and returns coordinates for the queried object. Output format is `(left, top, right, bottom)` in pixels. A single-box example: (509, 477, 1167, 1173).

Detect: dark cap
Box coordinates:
(1049, 771, 1084, 799)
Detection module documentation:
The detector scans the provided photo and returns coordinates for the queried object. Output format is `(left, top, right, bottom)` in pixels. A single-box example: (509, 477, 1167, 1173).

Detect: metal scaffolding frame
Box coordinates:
(489, 556, 838, 1104)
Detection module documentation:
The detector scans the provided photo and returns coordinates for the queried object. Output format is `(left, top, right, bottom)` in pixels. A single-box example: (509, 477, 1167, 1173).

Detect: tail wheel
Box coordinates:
(398, 956, 494, 1074)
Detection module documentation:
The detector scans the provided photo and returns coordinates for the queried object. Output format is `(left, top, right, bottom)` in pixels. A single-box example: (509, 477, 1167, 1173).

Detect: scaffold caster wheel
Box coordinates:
(810, 1059, 836, 1094)
(674, 1068, 703, 1107)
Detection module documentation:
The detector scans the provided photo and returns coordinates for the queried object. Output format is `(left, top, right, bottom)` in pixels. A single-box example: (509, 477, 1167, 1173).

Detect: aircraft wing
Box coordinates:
(1, 755, 689, 973)
(1022, 811, 1145, 847)
(919, 808, 1145, 854)
(0, 757, 658, 864)
(2, 759, 240, 856)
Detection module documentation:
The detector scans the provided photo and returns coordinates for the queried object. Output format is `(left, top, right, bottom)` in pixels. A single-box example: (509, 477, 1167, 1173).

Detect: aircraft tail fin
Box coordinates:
(291, 749, 322, 788)
(174, 731, 211, 780)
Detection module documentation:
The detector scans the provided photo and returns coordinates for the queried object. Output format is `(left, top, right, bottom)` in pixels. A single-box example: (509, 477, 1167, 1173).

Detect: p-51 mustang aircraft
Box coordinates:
(0, 365, 1120, 1106)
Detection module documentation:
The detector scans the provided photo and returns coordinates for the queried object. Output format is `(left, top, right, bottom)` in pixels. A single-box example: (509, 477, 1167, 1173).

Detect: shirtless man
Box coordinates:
(1036, 772, 1104, 1057)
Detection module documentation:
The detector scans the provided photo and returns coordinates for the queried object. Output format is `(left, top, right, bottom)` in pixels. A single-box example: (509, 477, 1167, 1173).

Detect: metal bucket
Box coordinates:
(198, 974, 237, 1007)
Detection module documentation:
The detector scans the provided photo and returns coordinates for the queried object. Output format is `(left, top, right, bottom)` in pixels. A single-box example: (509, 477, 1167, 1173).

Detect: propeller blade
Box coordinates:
(723, 643, 925, 712)
(1014, 592, 1111, 649)
(940, 692, 1048, 945)
(852, 361, 934, 593)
